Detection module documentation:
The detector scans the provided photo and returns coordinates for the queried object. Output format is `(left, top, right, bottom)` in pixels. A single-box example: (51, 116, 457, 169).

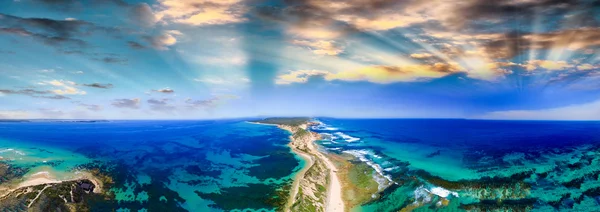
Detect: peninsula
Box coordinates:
(251, 118, 344, 212)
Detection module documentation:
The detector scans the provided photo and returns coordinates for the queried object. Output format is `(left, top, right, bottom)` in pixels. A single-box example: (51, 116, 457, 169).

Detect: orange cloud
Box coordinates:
(523, 60, 573, 71)
(156, 0, 247, 26)
(410, 53, 433, 59)
(292, 40, 344, 56)
(278, 63, 462, 84)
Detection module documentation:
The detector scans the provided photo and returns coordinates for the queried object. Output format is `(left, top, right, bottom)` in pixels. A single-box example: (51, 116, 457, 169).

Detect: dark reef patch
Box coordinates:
(195, 182, 290, 211)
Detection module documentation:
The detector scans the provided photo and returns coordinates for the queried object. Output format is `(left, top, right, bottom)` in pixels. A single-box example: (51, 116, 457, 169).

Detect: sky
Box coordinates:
(0, 0, 600, 120)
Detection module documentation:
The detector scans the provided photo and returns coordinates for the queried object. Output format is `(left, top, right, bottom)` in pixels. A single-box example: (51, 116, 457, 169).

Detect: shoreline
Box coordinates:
(275, 123, 345, 212)
(285, 138, 314, 211)
(0, 170, 103, 199)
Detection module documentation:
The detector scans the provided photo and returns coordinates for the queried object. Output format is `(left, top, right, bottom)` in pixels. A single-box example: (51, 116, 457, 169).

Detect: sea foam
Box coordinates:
(334, 132, 360, 142)
(343, 149, 394, 190)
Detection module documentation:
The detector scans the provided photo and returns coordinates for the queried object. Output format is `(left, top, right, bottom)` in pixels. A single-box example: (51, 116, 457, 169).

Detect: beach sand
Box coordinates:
(0, 170, 103, 198)
(279, 123, 345, 212)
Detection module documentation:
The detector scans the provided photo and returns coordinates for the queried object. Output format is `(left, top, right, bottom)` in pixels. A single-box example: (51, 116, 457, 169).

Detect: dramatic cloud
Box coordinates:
(481, 28, 600, 59)
(0, 13, 99, 47)
(155, 0, 247, 26)
(147, 98, 176, 111)
(111, 98, 140, 109)
(153, 88, 174, 94)
(277, 63, 462, 84)
(130, 3, 157, 27)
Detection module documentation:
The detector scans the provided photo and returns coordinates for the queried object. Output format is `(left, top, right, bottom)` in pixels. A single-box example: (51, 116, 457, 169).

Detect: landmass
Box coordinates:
(251, 118, 345, 212)
(0, 161, 110, 212)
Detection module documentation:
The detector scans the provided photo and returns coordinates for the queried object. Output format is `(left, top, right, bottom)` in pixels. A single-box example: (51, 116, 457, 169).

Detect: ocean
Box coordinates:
(1, 118, 600, 211)
(0, 120, 302, 211)
(311, 118, 600, 211)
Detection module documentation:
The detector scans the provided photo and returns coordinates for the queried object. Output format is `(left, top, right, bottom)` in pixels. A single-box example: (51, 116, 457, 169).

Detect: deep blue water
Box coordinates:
(0, 120, 301, 211)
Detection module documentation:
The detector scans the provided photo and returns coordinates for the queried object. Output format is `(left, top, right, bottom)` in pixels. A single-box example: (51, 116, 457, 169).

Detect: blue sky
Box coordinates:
(0, 0, 600, 120)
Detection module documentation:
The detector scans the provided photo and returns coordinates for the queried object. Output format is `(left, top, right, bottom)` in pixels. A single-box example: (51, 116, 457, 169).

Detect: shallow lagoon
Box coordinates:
(0, 120, 301, 211)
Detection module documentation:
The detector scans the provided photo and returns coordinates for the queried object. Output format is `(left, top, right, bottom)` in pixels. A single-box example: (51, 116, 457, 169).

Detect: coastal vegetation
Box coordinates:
(252, 117, 340, 212)
(0, 175, 108, 212)
(328, 153, 380, 210)
(252, 117, 310, 127)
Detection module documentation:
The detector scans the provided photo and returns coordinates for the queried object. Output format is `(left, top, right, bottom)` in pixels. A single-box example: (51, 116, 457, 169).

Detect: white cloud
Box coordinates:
(43, 80, 86, 95)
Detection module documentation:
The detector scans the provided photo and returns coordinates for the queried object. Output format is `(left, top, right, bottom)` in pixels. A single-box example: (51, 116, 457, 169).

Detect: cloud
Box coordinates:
(155, 0, 247, 26)
(153, 87, 174, 94)
(147, 98, 176, 111)
(277, 63, 462, 84)
(78, 103, 102, 111)
(0, 27, 86, 47)
(145, 30, 181, 50)
(0, 88, 70, 99)
(81, 83, 114, 89)
(0, 13, 98, 47)
(478, 100, 600, 120)
(482, 28, 600, 59)
(410, 53, 433, 59)
(130, 3, 157, 27)
(0, 110, 29, 119)
(128, 41, 146, 49)
(193, 77, 249, 85)
(291, 40, 344, 56)
(523, 60, 573, 71)
(276, 70, 330, 84)
(0, 89, 50, 95)
(185, 95, 238, 110)
(577, 64, 597, 71)
(42, 80, 86, 95)
(94, 57, 128, 64)
(36, 95, 71, 100)
(111, 98, 140, 109)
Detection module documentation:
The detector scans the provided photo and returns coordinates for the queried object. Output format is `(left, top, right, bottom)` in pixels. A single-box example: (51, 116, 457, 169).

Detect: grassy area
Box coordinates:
(252, 117, 310, 126)
(329, 153, 380, 210)
(293, 128, 310, 139)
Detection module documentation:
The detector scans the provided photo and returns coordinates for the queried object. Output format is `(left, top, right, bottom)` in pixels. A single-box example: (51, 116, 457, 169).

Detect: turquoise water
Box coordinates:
(312, 118, 600, 211)
(0, 120, 302, 211)
(3, 119, 600, 211)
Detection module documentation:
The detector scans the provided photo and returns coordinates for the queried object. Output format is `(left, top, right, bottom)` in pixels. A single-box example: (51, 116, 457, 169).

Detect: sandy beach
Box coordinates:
(0, 170, 102, 199)
(278, 123, 345, 212)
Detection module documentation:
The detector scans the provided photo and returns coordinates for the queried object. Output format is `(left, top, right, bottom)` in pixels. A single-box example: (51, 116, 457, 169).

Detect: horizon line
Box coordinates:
(1, 117, 599, 122)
